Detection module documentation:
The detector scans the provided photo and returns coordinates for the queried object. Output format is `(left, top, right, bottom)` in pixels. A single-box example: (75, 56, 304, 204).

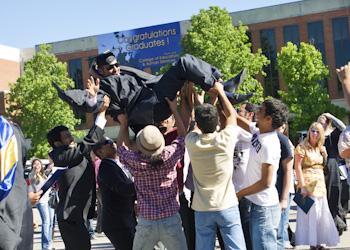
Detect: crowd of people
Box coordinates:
(1, 52, 350, 250)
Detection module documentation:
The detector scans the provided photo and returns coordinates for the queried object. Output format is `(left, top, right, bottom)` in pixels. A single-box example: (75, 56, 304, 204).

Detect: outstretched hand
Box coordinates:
(86, 76, 100, 98)
(99, 95, 111, 113)
(336, 62, 350, 84)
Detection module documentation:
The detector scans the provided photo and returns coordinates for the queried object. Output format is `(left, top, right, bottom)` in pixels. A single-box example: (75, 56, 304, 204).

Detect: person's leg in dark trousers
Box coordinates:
(239, 197, 252, 250)
(179, 193, 195, 250)
(216, 228, 225, 250)
(58, 219, 91, 250)
(153, 54, 222, 123)
(104, 228, 135, 250)
(17, 201, 34, 250)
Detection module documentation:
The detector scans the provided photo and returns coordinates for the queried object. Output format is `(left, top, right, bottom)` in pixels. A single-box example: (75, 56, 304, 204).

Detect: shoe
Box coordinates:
(89, 234, 96, 240)
(226, 92, 253, 105)
(223, 68, 248, 93)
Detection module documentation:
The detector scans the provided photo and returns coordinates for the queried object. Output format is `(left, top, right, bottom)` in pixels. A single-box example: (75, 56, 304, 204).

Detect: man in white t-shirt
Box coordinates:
(186, 81, 246, 250)
(237, 98, 289, 250)
(233, 102, 256, 250)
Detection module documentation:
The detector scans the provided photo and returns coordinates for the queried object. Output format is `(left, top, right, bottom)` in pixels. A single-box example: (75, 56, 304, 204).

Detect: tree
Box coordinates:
(7, 44, 82, 158)
(277, 42, 347, 137)
(182, 6, 270, 104)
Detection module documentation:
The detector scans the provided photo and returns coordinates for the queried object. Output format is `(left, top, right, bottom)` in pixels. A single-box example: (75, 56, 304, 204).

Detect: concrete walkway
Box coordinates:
(33, 204, 350, 250)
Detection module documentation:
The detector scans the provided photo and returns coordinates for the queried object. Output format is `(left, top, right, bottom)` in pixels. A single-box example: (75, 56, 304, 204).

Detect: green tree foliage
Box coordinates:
(7, 44, 82, 158)
(278, 42, 347, 136)
(182, 6, 270, 104)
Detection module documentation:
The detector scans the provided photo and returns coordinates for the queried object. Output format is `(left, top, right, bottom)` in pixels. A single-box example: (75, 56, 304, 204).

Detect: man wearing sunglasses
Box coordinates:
(54, 51, 253, 134)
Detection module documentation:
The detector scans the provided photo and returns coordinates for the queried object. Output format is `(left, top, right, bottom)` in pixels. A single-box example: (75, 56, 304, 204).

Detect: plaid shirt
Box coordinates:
(118, 136, 185, 220)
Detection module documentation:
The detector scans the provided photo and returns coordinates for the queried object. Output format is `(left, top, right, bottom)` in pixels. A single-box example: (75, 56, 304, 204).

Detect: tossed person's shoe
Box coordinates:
(223, 68, 248, 93)
(226, 92, 253, 105)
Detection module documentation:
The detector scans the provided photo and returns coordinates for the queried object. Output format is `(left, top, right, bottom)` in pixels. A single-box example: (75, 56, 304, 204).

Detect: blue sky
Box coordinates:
(0, 0, 301, 48)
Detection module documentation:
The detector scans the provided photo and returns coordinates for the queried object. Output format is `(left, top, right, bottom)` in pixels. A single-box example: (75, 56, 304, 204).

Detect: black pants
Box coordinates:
(152, 54, 222, 123)
(58, 219, 91, 250)
(104, 228, 135, 250)
(179, 193, 195, 250)
(239, 197, 252, 250)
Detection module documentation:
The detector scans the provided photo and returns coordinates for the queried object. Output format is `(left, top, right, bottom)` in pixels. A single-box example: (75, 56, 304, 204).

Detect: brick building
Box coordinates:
(1, 0, 349, 128)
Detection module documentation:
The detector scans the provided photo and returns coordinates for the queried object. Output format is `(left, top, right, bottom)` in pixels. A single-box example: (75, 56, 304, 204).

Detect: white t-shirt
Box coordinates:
(233, 127, 252, 192)
(186, 125, 239, 211)
(244, 123, 281, 206)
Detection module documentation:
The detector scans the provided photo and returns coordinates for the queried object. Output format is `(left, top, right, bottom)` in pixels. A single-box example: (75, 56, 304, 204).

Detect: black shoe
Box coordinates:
(223, 68, 248, 93)
(226, 92, 253, 105)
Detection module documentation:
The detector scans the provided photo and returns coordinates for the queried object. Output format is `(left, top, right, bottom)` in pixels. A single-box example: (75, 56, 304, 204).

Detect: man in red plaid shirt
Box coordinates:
(117, 97, 188, 250)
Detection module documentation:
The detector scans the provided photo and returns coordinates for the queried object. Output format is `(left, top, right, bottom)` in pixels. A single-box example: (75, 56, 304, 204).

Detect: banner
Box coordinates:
(97, 22, 182, 74)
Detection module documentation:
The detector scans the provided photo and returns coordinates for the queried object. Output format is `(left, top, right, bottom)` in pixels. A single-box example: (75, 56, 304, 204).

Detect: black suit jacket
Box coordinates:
(49, 125, 104, 222)
(98, 158, 136, 231)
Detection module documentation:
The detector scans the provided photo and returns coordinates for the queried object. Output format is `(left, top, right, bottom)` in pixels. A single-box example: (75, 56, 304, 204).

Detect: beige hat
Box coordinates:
(136, 125, 165, 157)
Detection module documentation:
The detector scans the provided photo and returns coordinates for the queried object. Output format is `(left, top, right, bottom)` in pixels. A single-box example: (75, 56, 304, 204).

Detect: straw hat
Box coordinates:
(136, 125, 165, 157)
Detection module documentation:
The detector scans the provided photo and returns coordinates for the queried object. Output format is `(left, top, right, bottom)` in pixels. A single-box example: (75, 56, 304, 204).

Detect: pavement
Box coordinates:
(33, 204, 350, 250)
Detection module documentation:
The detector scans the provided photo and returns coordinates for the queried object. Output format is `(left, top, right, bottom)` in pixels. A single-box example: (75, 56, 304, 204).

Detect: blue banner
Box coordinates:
(97, 22, 182, 74)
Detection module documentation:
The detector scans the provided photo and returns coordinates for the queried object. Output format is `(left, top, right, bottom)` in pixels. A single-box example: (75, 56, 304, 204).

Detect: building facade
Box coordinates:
(1, 0, 349, 125)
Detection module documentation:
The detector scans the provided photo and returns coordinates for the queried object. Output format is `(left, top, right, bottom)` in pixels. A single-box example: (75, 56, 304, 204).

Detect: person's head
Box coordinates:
(317, 114, 332, 132)
(31, 158, 43, 174)
(47, 125, 73, 148)
(256, 98, 289, 133)
(276, 122, 290, 137)
(93, 138, 117, 160)
(157, 115, 175, 134)
(237, 102, 257, 122)
(136, 125, 165, 157)
(96, 51, 120, 77)
(195, 104, 219, 134)
(304, 122, 325, 149)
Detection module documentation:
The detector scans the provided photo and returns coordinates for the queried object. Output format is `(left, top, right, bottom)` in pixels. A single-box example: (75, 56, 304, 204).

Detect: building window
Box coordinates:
(307, 21, 326, 63)
(68, 58, 85, 121)
(260, 28, 279, 97)
(68, 58, 83, 90)
(307, 21, 328, 89)
(332, 17, 350, 93)
(283, 24, 300, 45)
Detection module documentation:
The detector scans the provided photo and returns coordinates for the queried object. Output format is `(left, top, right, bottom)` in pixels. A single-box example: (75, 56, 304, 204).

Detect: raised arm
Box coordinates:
(337, 62, 350, 107)
(209, 81, 236, 127)
(165, 97, 186, 137)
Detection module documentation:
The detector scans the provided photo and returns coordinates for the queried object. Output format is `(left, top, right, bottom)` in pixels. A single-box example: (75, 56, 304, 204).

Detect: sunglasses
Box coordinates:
(106, 63, 119, 70)
(310, 129, 319, 134)
(103, 139, 114, 145)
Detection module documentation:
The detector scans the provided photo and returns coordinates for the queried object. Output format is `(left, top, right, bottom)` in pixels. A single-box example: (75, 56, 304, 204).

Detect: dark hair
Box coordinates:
(195, 104, 219, 133)
(244, 103, 257, 113)
(263, 98, 289, 129)
(47, 125, 69, 147)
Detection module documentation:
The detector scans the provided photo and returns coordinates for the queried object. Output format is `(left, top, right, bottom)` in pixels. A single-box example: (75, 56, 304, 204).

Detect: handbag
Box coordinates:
(48, 189, 59, 209)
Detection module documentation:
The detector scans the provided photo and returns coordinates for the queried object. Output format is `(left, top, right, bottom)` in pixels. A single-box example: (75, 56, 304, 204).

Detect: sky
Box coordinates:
(0, 0, 301, 49)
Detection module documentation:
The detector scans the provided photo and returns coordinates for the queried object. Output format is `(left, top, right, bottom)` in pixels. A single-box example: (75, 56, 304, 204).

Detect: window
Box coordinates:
(283, 25, 300, 45)
(332, 17, 350, 93)
(68, 58, 85, 121)
(308, 21, 328, 89)
(260, 29, 279, 97)
(307, 21, 326, 63)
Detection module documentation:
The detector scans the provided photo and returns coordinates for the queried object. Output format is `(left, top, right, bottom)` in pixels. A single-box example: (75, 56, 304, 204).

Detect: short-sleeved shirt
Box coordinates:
(185, 125, 239, 211)
(233, 127, 252, 192)
(275, 132, 294, 197)
(295, 144, 327, 197)
(244, 124, 281, 206)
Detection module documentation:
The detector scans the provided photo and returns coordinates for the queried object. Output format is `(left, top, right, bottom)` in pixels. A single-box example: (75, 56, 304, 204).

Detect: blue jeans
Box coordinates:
(37, 202, 55, 250)
(277, 195, 291, 250)
(250, 203, 281, 250)
(133, 213, 187, 250)
(195, 206, 246, 250)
